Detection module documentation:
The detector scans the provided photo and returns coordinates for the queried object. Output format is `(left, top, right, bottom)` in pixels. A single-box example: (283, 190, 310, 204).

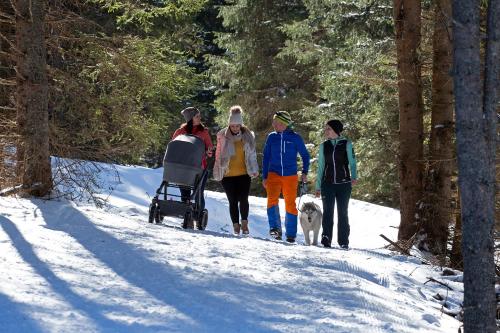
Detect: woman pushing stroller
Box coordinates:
(148, 107, 213, 227)
(172, 107, 213, 215)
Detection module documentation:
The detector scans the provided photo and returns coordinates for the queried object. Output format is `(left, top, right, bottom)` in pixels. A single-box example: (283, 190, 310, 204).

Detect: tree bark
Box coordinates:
(423, 0, 453, 254)
(394, 0, 424, 241)
(452, 0, 498, 331)
(15, 0, 51, 196)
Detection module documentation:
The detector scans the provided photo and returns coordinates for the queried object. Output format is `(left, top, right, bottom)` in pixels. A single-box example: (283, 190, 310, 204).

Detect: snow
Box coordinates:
(0, 163, 463, 332)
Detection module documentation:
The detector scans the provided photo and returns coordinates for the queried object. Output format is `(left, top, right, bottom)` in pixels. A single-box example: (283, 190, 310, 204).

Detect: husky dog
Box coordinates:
(299, 202, 322, 245)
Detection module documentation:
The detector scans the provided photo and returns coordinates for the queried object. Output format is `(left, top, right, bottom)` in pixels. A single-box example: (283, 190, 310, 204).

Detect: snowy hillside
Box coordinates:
(0, 163, 463, 332)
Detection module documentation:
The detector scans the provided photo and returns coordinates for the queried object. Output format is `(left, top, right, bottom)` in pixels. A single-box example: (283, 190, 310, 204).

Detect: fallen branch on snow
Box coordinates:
(425, 277, 453, 290)
(379, 233, 410, 255)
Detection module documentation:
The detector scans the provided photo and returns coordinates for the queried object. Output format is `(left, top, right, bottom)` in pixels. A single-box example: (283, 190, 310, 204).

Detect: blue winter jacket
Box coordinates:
(262, 128, 310, 180)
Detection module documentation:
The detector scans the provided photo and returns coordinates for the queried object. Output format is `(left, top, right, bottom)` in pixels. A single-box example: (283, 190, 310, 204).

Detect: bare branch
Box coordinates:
(0, 78, 16, 86)
(0, 30, 17, 50)
(424, 277, 454, 290)
(380, 233, 411, 255)
(8, 0, 21, 18)
(0, 50, 14, 59)
(0, 10, 15, 21)
(0, 184, 23, 196)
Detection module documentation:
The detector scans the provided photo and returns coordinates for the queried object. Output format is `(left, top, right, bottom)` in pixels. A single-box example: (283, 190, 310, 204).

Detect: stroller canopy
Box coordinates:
(163, 134, 205, 185)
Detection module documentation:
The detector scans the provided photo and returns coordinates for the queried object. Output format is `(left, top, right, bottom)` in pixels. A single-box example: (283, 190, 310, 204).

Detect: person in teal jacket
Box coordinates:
(315, 119, 357, 249)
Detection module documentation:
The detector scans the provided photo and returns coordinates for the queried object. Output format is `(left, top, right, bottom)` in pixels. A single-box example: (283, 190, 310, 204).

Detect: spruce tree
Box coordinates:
(453, 0, 498, 330)
(208, 0, 316, 139)
(281, 0, 398, 206)
(15, 0, 52, 196)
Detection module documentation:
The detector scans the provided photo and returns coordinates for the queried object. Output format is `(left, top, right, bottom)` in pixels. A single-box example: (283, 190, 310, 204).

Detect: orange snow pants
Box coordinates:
(266, 172, 298, 214)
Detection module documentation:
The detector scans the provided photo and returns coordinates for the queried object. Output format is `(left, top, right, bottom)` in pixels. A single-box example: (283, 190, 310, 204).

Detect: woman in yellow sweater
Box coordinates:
(213, 106, 259, 235)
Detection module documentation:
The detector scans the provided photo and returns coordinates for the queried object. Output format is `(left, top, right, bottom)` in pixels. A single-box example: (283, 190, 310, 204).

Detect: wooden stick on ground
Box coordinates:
(425, 277, 453, 291)
(379, 233, 410, 255)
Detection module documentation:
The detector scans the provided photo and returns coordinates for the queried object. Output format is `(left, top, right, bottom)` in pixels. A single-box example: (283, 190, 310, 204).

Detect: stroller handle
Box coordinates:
(205, 146, 216, 159)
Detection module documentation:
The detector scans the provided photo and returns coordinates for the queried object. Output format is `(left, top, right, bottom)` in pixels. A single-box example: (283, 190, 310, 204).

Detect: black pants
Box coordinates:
(321, 182, 352, 246)
(180, 173, 208, 218)
(221, 175, 251, 225)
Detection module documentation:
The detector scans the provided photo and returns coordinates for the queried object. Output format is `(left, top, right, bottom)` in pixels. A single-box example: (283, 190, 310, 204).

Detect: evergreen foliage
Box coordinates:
(2, 1, 207, 168)
(0, 0, 207, 195)
(0, 1, 17, 189)
(91, 0, 207, 35)
(208, 0, 319, 196)
(208, 0, 317, 136)
(49, 34, 200, 164)
(281, 0, 399, 206)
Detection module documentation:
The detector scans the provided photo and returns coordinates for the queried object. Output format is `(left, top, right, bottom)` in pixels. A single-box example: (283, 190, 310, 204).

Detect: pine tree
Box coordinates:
(281, 0, 399, 206)
(394, 0, 424, 242)
(2, 0, 207, 200)
(208, 0, 316, 138)
(453, 0, 498, 330)
(419, 0, 454, 254)
(15, 0, 51, 196)
(0, 1, 17, 191)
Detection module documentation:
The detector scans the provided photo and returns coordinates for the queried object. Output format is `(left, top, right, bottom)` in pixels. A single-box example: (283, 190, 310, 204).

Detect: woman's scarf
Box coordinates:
(221, 129, 242, 162)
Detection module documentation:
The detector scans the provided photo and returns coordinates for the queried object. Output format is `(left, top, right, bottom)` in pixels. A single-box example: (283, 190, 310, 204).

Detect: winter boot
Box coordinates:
(321, 235, 331, 248)
(233, 223, 241, 236)
(241, 220, 249, 235)
(286, 236, 295, 243)
(269, 228, 282, 240)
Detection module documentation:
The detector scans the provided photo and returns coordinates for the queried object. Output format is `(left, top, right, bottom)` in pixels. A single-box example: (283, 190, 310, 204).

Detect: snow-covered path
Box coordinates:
(0, 164, 462, 332)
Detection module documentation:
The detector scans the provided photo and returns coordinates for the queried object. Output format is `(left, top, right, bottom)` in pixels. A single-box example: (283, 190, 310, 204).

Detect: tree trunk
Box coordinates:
(452, 0, 498, 331)
(422, 0, 453, 254)
(394, 0, 424, 241)
(15, 0, 51, 196)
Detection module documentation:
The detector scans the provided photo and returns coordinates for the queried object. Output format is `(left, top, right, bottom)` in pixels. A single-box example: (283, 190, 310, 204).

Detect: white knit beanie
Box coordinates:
(228, 106, 243, 125)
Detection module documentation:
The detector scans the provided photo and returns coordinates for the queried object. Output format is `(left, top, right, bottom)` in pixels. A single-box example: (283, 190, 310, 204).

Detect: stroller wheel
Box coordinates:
(148, 199, 160, 223)
(148, 201, 158, 224)
(182, 212, 193, 229)
(154, 208, 161, 224)
(197, 209, 208, 230)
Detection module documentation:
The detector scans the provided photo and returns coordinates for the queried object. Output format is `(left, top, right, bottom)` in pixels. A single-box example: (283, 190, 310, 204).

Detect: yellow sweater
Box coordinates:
(225, 140, 247, 177)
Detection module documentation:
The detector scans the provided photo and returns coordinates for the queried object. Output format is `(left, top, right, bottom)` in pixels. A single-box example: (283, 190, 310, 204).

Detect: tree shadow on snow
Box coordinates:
(30, 199, 304, 333)
(0, 271, 41, 333)
(0, 214, 134, 332)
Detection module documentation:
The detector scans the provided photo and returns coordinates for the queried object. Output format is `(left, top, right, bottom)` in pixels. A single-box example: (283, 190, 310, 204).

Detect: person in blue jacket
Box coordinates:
(315, 119, 357, 249)
(262, 111, 310, 243)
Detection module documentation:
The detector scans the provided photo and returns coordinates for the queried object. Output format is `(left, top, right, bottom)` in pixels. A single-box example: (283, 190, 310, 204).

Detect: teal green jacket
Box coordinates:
(315, 136, 357, 191)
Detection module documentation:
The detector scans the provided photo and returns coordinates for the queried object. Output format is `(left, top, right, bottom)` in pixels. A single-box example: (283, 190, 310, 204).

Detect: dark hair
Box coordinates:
(184, 119, 205, 134)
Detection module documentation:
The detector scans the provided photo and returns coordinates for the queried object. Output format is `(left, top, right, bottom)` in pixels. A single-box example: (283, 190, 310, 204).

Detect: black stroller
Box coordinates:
(148, 134, 209, 230)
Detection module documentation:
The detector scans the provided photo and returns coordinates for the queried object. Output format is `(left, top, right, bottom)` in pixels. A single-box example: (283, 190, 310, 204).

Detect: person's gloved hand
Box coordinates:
(301, 174, 307, 183)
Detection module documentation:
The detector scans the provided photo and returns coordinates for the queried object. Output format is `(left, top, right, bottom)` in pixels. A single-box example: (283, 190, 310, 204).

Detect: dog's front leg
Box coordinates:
(303, 229, 311, 245)
(312, 228, 319, 246)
